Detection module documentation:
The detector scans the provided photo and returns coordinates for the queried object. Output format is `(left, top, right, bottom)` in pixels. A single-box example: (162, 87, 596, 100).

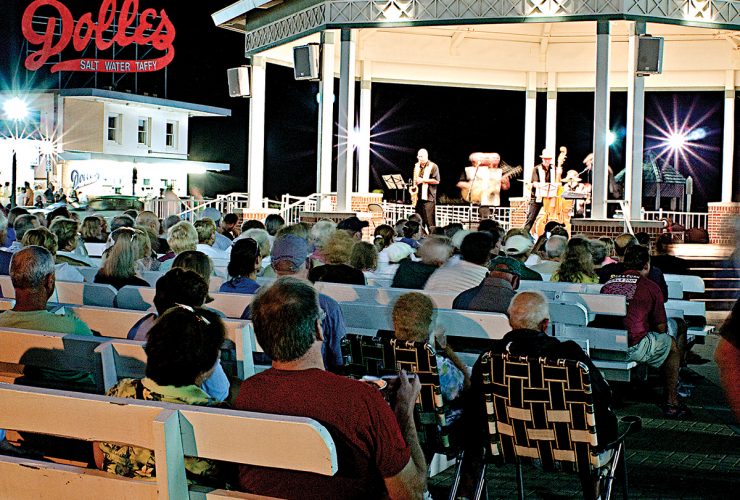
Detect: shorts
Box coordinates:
(627, 332, 672, 368)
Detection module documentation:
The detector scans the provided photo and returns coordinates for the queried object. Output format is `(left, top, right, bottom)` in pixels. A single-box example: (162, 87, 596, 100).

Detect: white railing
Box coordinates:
(144, 192, 252, 222)
(280, 193, 322, 224)
(381, 202, 512, 230)
(643, 209, 709, 230)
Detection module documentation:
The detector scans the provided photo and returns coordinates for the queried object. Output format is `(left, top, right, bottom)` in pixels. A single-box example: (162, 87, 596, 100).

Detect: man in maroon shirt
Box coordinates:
(601, 245, 688, 418)
(235, 277, 427, 499)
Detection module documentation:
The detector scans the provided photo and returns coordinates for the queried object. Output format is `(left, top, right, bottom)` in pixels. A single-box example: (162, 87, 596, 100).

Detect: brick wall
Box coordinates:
(708, 202, 739, 245)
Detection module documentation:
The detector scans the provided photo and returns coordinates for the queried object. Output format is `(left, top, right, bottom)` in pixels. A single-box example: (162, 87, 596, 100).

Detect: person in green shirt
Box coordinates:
(94, 305, 227, 485)
(551, 239, 600, 284)
(0, 245, 94, 386)
(489, 234, 543, 281)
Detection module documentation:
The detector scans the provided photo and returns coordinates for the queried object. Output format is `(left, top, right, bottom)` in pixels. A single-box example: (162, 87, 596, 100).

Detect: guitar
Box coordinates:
(459, 165, 522, 205)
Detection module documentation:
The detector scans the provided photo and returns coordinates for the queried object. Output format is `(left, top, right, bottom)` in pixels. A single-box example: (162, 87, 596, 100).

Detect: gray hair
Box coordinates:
(10, 246, 55, 289)
(251, 277, 321, 362)
(310, 220, 337, 250)
(0, 211, 7, 233)
(417, 236, 453, 266)
(242, 228, 271, 258)
(545, 235, 568, 259)
(14, 214, 39, 241)
(588, 239, 608, 265)
(508, 291, 550, 331)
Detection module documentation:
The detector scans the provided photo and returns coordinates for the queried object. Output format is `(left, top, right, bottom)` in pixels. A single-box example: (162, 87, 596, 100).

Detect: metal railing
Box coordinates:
(144, 193, 251, 222)
(280, 193, 323, 224)
(643, 209, 709, 230)
(381, 202, 512, 230)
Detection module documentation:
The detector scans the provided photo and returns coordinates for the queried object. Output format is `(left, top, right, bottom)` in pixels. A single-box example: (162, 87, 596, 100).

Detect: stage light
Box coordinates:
(3, 97, 29, 122)
(687, 128, 707, 141)
(668, 133, 686, 150)
(607, 130, 617, 146)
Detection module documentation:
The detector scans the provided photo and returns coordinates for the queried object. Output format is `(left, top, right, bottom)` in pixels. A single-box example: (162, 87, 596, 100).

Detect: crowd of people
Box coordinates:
(0, 201, 737, 499)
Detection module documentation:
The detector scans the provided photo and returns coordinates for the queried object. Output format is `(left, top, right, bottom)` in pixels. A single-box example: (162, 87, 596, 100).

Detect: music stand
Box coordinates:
(382, 175, 407, 203)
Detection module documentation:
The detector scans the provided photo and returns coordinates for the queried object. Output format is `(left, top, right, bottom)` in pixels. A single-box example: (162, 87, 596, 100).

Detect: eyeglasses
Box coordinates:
(173, 303, 211, 325)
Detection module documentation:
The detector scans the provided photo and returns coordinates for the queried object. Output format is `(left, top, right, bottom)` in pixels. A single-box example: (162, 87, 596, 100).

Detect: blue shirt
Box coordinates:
(214, 232, 233, 252)
(241, 292, 347, 372)
(219, 277, 260, 295)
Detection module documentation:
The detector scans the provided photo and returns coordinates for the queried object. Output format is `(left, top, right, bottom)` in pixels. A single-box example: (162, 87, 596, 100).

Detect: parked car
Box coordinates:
(72, 195, 144, 221)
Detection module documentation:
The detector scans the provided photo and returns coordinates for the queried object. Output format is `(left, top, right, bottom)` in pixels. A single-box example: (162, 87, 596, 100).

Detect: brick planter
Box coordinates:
(707, 202, 740, 245)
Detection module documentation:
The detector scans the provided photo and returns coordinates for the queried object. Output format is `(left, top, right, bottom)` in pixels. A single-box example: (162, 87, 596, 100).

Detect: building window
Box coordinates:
(165, 121, 178, 148)
(107, 114, 121, 143)
(137, 117, 150, 146)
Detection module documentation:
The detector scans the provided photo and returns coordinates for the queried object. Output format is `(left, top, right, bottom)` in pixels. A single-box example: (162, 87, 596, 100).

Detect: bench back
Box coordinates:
(55, 281, 118, 308)
(315, 281, 458, 309)
(665, 274, 704, 294)
(116, 286, 253, 318)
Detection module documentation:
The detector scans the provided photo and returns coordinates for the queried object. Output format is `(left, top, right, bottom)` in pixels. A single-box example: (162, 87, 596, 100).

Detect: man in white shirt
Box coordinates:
(424, 231, 492, 294)
(193, 218, 229, 260)
(529, 235, 567, 276)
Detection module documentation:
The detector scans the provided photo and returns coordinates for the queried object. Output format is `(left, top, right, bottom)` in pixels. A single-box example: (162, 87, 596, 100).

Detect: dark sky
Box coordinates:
(2, 1, 736, 208)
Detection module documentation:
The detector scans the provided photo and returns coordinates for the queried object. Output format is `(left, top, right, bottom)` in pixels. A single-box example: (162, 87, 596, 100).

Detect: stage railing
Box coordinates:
(145, 193, 251, 222)
(280, 193, 320, 224)
(643, 209, 709, 230)
(381, 203, 512, 229)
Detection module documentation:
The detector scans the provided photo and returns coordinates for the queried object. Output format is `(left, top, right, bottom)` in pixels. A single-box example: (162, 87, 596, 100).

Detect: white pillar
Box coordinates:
(625, 21, 646, 220)
(722, 70, 736, 203)
(545, 72, 557, 155)
(357, 61, 372, 193)
(336, 29, 356, 212)
(523, 72, 537, 184)
(247, 56, 266, 209)
(591, 21, 611, 219)
(316, 31, 335, 208)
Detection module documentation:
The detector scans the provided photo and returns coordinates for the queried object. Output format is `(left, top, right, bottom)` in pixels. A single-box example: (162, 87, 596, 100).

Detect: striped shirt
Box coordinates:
(424, 260, 489, 294)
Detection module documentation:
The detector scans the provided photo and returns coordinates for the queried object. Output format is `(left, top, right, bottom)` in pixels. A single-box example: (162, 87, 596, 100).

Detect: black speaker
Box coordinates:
(293, 43, 320, 81)
(227, 66, 250, 97)
(636, 35, 663, 75)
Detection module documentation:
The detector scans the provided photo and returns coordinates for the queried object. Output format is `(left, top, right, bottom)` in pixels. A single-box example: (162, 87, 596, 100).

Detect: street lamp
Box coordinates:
(3, 97, 29, 208)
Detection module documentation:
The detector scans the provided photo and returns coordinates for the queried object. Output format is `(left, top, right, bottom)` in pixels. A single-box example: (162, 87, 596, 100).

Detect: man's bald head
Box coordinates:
(417, 149, 429, 163)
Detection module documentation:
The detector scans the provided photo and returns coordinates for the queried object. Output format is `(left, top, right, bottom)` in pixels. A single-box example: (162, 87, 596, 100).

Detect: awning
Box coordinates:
(58, 151, 230, 171)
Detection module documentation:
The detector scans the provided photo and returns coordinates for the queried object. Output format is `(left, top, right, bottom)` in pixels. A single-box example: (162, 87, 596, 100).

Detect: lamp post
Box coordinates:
(3, 97, 29, 209)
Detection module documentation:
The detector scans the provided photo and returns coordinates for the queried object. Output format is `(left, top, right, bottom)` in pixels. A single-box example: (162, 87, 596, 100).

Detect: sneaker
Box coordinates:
(662, 403, 692, 419)
(677, 381, 693, 399)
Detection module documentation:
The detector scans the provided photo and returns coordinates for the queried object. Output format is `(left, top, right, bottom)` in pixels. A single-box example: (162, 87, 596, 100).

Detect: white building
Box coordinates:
(0, 89, 231, 201)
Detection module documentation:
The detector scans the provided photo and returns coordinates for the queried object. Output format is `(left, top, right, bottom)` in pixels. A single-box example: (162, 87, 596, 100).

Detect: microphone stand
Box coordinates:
(467, 163, 481, 230)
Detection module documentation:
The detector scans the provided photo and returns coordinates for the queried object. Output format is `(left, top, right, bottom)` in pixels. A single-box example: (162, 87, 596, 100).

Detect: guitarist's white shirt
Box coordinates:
(463, 166, 503, 206)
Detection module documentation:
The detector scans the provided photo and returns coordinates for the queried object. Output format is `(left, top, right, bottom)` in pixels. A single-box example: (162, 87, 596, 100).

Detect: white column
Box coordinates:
(545, 72, 557, 155)
(591, 21, 611, 219)
(523, 72, 537, 184)
(722, 70, 736, 203)
(316, 31, 335, 209)
(247, 56, 266, 209)
(357, 60, 372, 193)
(336, 29, 356, 212)
(625, 21, 646, 220)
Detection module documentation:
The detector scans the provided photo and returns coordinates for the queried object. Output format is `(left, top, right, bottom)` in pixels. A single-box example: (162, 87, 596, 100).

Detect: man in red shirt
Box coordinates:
(235, 277, 427, 499)
(601, 245, 687, 418)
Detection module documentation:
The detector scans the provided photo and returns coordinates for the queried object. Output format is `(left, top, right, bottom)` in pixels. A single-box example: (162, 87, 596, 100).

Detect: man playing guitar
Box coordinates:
(457, 152, 521, 208)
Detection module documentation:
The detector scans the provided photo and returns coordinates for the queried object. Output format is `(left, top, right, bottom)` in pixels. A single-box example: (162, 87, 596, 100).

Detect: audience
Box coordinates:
(22, 227, 83, 282)
(49, 217, 93, 267)
(399, 220, 422, 249)
(241, 228, 271, 275)
(220, 238, 261, 294)
(194, 218, 228, 259)
(425, 232, 492, 293)
(241, 234, 347, 372)
(308, 219, 337, 267)
(715, 298, 739, 422)
(95, 305, 227, 484)
(172, 250, 215, 284)
(80, 215, 108, 243)
(529, 235, 566, 275)
(241, 219, 265, 232)
(652, 233, 689, 275)
(264, 213, 285, 246)
(135, 211, 168, 254)
(598, 233, 669, 301)
(110, 214, 135, 232)
(392, 236, 452, 289)
(220, 213, 240, 240)
(0, 212, 11, 274)
(308, 230, 365, 285)
(200, 209, 233, 251)
(0, 246, 94, 386)
(235, 277, 426, 498)
(599, 236, 617, 265)
(349, 241, 379, 282)
(3, 207, 30, 247)
(7, 214, 40, 253)
(159, 221, 198, 271)
(94, 228, 150, 289)
(551, 240, 599, 283)
(601, 245, 687, 418)
(337, 216, 369, 240)
(490, 234, 543, 281)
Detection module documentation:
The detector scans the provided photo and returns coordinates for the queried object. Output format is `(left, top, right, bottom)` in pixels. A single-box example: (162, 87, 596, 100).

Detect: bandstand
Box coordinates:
(211, 0, 740, 242)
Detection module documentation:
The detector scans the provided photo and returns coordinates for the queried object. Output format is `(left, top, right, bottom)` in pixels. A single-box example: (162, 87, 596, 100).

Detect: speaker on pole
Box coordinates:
(293, 43, 321, 81)
(227, 66, 251, 97)
(636, 35, 664, 76)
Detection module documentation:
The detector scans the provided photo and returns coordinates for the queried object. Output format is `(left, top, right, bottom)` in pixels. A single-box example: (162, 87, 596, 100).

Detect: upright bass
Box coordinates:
(533, 146, 568, 236)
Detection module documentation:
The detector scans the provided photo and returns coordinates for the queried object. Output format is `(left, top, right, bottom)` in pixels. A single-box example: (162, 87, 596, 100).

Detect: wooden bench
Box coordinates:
(0, 383, 337, 499)
(519, 278, 685, 299)
(557, 325, 638, 382)
(115, 286, 253, 319)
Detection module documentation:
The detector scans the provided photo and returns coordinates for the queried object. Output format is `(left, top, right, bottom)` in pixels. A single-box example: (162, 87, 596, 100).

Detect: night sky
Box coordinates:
(2, 1, 737, 209)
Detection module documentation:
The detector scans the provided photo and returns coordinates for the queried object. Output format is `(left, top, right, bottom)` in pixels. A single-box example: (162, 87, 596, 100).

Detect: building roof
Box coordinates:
(60, 89, 231, 118)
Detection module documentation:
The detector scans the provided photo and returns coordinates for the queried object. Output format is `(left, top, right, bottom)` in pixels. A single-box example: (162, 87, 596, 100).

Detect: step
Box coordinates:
(704, 288, 740, 300)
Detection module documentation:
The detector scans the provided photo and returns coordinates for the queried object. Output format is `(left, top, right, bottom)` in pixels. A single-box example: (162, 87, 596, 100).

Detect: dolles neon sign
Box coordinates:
(22, 0, 175, 73)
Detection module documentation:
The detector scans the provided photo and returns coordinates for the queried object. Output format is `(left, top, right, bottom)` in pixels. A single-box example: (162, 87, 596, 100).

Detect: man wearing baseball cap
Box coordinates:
(489, 234, 543, 281)
(240, 234, 347, 372)
(523, 148, 556, 231)
(337, 216, 369, 240)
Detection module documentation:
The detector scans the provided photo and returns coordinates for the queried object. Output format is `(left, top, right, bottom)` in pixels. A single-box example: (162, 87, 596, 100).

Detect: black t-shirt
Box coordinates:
(651, 254, 689, 276)
(94, 272, 150, 290)
(391, 260, 437, 290)
(308, 264, 366, 286)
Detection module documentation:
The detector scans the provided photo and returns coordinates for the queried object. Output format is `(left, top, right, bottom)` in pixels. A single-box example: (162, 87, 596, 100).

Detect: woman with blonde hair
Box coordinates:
(551, 240, 599, 283)
(50, 217, 93, 267)
(309, 219, 337, 266)
(134, 225, 160, 272)
(158, 221, 198, 272)
(22, 227, 83, 282)
(308, 230, 365, 285)
(349, 241, 379, 282)
(94, 227, 149, 289)
(80, 215, 107, 243)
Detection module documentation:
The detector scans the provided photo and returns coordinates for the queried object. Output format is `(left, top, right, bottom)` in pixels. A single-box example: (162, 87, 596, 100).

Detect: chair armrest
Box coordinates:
(602, 415, 642, 450)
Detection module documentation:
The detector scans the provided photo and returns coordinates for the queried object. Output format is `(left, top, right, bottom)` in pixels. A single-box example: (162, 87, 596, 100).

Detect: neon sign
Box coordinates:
(22, 0, 175, 73)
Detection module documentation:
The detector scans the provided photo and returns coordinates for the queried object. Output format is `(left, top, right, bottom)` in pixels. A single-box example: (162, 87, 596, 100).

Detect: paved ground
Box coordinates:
(429, 334, 740, 499)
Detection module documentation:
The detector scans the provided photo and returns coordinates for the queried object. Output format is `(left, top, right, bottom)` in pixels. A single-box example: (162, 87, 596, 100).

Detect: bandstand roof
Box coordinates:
(213, 0, 740, 92)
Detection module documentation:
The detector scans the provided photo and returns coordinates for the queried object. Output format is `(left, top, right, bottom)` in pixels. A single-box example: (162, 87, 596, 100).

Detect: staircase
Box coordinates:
(685, 257, 739, 323)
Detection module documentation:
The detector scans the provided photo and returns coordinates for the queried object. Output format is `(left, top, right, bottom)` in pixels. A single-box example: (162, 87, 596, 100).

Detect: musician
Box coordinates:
(524, 148, 560, 230)
(456, 152, 511, 208)
(561, 170, 590, 217)
(413, 149, 440, 230)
